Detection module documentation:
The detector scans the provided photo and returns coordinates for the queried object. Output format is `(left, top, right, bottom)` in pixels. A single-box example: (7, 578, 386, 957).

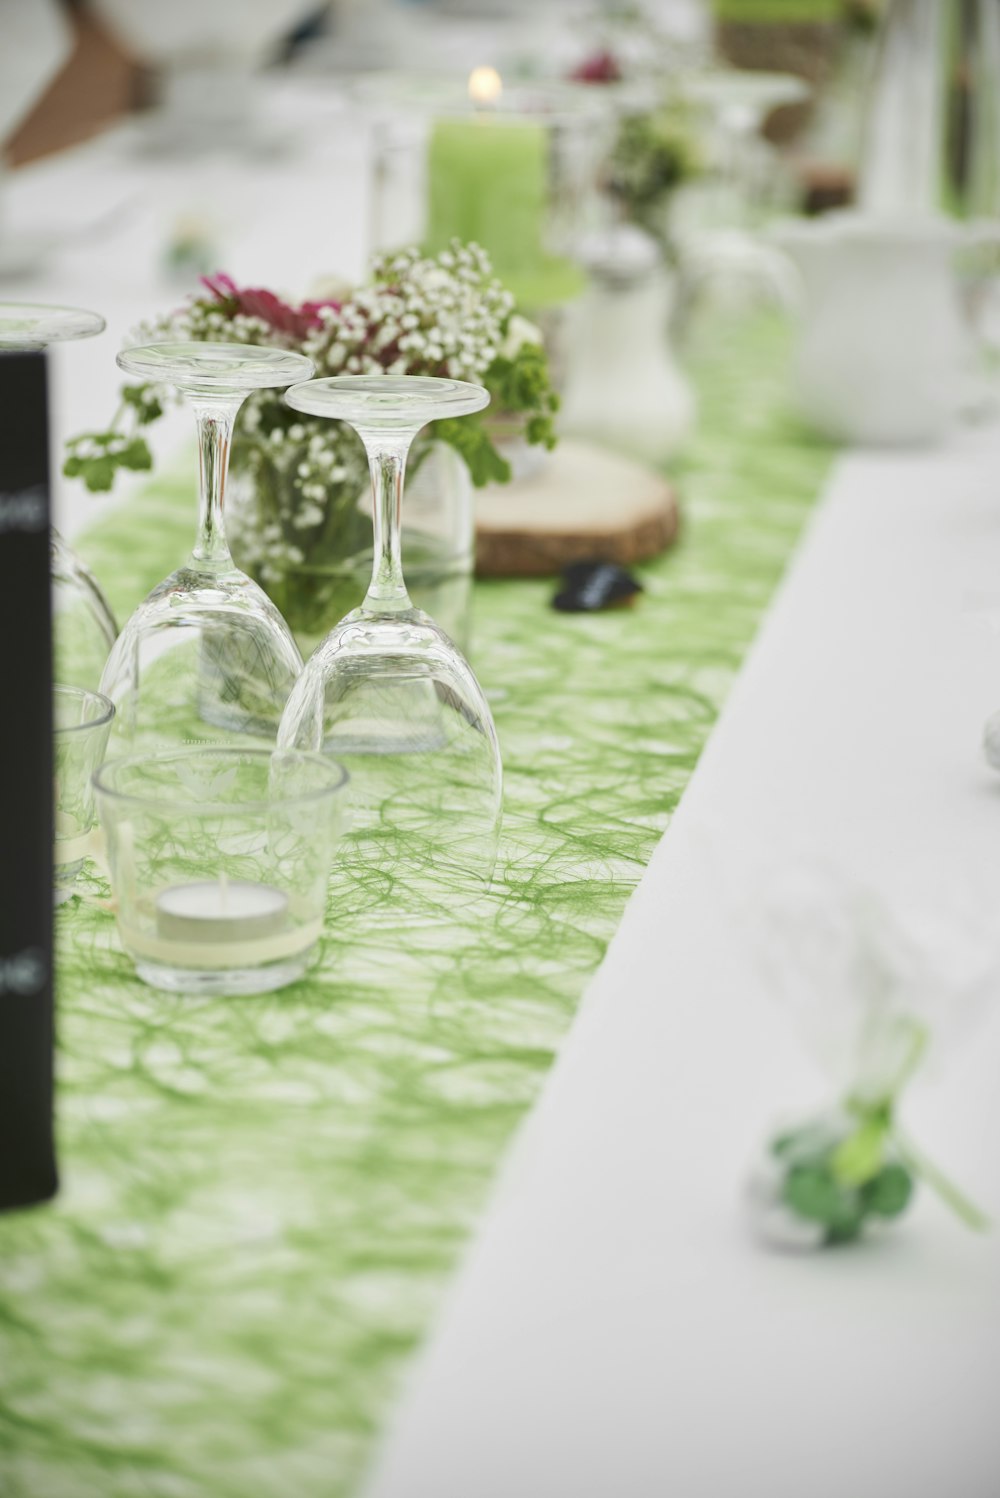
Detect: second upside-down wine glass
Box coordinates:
(277, 375, 502, 894)
(100, 342, 312, 750)
(0, 303, 119, 690)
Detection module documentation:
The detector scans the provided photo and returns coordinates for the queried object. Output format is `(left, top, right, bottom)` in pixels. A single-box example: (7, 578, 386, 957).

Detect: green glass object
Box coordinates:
(712, 0, 839, 19)
(426, 120, 584, 307)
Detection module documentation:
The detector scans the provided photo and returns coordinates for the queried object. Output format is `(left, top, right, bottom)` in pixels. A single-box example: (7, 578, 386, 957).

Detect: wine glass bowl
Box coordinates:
(277, 375, 502, 894)
(51, 532, 119, 691)
(99, 342, 313, 750)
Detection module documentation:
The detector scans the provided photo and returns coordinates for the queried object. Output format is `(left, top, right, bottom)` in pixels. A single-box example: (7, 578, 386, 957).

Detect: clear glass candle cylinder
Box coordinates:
(53, 685, 115, 892)
(93, 747, 349, 995)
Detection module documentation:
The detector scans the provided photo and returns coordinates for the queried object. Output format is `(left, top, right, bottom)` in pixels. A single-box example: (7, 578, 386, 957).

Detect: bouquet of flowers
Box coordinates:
(65, 241, 558, 641)
(606, 105, 702, 247)
(746, 868, 994, 1250)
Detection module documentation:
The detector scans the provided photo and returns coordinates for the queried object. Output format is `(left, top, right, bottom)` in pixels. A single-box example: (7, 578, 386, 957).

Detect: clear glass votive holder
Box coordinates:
(54, 685, 115, 893)
(93, 748, 349, 996)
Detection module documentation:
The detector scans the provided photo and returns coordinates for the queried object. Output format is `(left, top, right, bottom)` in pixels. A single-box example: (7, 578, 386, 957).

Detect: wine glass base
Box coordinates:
(133, 948, 316, 997)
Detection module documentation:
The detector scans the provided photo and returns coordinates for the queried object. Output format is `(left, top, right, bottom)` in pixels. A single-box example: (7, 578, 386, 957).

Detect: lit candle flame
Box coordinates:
(468, 65, 502, 110)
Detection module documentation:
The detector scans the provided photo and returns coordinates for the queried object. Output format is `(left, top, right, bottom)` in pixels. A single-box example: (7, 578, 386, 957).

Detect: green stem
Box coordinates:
(893, 1130, 991, 1233)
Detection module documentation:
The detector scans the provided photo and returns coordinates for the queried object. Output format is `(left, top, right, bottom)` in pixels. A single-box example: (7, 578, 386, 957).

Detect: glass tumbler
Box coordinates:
(93, 747, 349, 996)
(53, 685, 115, 894)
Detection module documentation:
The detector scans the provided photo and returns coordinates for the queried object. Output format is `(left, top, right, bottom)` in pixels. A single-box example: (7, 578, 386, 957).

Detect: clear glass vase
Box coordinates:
(228, 436, 475, 660)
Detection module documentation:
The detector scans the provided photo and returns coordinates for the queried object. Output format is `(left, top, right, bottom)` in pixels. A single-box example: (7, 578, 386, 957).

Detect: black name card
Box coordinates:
(0, 349, 57, 1211)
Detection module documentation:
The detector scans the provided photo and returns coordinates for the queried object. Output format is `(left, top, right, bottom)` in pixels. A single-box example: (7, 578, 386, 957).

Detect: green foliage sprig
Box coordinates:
(63, 384, 162, 492)
(608, 105, 702, 232)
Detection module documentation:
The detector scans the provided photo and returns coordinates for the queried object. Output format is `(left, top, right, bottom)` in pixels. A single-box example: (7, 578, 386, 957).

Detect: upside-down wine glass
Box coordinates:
(100, 342, 312, 750)
(277, 375, 502, 898)
(0, 302, 105, 352)
(0, 303, 119, 690)
(675, 71, 809, 316)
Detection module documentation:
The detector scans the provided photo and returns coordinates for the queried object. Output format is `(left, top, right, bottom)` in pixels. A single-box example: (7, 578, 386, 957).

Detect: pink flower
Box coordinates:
(199, 273, 342, 340)
(569, 49, 622, 83)
(200, 271, 240, 303)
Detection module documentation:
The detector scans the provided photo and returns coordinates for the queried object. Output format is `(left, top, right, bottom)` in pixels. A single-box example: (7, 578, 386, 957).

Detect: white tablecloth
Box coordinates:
(364, 428, 1000, 1498)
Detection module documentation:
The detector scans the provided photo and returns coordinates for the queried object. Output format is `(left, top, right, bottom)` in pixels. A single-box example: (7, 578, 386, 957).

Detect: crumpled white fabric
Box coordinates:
(748, 863, 999, 1101)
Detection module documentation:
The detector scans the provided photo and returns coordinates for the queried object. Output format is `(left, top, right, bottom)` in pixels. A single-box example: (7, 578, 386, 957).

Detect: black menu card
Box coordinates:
(0, 349, 57, 1210)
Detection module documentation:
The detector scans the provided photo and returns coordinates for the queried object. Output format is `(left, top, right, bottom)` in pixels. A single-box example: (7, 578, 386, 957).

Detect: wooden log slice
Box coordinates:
(475, 438, 680, 578)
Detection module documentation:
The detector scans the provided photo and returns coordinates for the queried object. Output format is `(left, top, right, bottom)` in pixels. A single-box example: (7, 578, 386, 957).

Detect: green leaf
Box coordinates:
(831, 1118, 887, 1188)
(484, 342, 560, 440)
(116, 438, 153, 473)
(783, 1165, 845, 1225)
(826, 1214, 865, 1245)
(73, 456, 117, 492)
(62, 436, 153, 491)
(862, 1163, 914, 1219)
(435, 416, 511, 489)
(121, 383, 163, 425)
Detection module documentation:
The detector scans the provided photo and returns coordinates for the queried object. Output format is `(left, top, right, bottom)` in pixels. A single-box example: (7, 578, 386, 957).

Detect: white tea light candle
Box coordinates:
(156, 877, 288, 944)
(94, 746, 349, 996)
(120, 877, 319, 972)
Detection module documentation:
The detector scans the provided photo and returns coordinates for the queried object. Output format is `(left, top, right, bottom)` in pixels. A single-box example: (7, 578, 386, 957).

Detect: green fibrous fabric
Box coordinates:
(0, 318, 833, 1496)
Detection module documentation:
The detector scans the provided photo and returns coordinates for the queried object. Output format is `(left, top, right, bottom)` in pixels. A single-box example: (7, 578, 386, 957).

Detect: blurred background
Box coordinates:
(6, 0, 1000, 488)
(4, 0, 1000, 638)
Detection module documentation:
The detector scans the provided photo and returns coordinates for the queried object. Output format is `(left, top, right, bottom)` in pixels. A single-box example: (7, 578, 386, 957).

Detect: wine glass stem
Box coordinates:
(190, 396, 242, 566)
(361, 430, 415, 614)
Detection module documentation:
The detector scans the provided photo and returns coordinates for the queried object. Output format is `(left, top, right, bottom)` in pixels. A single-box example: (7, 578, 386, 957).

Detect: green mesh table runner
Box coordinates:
(0, 319, 832, 1497)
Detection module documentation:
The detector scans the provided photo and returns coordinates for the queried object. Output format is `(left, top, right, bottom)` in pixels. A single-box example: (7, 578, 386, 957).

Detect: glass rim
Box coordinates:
(93, 745, 349, 812)
(286, 373, 490, 425)
(53, 684, 116, 733)
(0, 303, 105, 349)
(116, 341, 315, 392)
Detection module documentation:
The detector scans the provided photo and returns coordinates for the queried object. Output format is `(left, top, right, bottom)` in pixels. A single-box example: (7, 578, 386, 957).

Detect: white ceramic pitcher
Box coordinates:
(773, 212, 967, 447)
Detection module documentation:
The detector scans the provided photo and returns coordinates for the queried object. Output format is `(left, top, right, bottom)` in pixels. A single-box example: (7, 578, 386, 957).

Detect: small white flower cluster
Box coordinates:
(135, 305, 274, 350)
(303, 242, 514, 382)
(230, 413, 369, 584)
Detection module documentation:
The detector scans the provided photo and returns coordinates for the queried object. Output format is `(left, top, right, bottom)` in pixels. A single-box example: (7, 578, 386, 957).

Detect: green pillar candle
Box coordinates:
(712, 0, 838, 17)
(426, 117, 585, 308)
